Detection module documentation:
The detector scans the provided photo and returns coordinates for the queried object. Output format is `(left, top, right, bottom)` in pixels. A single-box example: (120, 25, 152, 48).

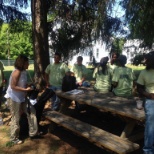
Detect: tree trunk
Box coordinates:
(31, 0, 49, 82)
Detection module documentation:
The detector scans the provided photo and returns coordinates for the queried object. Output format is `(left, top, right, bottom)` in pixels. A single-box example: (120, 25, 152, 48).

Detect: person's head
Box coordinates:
(100, 56, 109, 67)
(14, 54, 29, 71)
(77, 56, 83, 65)
(117, 55, 127, 66)
(99, 56, 109, 75)
(54, 52, 61, 64)
(145, 51, 154, 70)
(111, 52, 119, 65)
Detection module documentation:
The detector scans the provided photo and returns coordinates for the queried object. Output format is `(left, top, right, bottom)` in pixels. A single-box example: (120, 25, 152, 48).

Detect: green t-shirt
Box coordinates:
(0, 61, 4, 87)
(109, 64, 117, 70)
(71, 64, 87, 82)
(137, 69, 154, 93)
(112, 67, 135, 97)
(93, 66, 113, 93)
(45, 62, 69, 87)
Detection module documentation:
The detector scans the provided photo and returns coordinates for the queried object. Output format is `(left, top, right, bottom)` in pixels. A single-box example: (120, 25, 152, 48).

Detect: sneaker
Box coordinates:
(12, 139, 23, 145)
(38, 131, 43, 135)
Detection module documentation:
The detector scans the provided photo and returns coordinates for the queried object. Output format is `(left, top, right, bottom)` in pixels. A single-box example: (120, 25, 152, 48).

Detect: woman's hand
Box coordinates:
(26, 87, 32, 91)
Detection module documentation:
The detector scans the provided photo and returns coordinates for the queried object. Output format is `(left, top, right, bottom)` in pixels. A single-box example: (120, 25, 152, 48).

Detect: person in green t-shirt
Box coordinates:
(112, 55, 136, 97)
(93, 57, 113, 93)
(136, 51, 154, 154)
(71, 56, 90, 87)
(45, 52, 69, 110)
(71, 56, 90, 111)
(109, 52, 120, 70)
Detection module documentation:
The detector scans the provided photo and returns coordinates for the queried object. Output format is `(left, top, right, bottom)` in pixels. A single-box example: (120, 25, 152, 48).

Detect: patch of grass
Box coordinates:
(5, 141, 14, 147)
(0, 126, 10, 149)
(126, 64, 145, 70)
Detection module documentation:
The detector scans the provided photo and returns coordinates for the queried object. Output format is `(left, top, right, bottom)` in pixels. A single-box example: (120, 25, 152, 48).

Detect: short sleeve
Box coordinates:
(62, 63, 70, 73)
(137, 70, 145, 86)
(45, 64, 51, 74)
(93, 68, 98, 78)
(70, 64, 76, 73)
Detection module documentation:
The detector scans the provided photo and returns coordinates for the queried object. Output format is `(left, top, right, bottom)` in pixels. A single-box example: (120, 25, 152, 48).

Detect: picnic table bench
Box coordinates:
(44, 87, 145, 154)
(44, 111, 139, 154)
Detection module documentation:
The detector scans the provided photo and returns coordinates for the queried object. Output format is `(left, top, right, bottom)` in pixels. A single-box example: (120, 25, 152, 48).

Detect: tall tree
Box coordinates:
(31, 0, 49, 81)
(0, 23, 33, 59)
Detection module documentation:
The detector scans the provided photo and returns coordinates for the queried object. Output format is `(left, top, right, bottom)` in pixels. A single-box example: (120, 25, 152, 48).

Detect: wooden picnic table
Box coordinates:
(44, 87, 145, 154)
(55, 87, 145, 141)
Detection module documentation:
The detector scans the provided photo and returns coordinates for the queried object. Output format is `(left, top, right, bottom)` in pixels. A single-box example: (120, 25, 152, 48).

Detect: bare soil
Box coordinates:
(0, 101, 144, 154)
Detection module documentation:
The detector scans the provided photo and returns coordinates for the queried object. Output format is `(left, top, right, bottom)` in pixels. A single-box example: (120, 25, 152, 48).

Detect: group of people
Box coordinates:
(1, 51, 154, 154)
(93, 53, 136, 98)
(2, 52, 91, 145)
(93, 51, 154, 154)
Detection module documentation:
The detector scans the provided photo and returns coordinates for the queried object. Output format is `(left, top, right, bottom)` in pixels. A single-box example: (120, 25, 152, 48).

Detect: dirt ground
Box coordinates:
(0, 101, 144, 154)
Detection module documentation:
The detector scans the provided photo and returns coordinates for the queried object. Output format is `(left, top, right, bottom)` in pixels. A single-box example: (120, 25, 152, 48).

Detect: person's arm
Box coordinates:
(11, 70, 31, 92)
(93, 67, 98, 78)
(80, 65, 87, 84)
(136, 69, 154, 99)
(137, 83, 152, 99)
(44, 72, 50, 87)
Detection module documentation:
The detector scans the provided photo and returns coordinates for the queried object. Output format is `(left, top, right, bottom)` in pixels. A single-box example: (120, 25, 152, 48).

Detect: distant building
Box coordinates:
(69, 39, 111, 66)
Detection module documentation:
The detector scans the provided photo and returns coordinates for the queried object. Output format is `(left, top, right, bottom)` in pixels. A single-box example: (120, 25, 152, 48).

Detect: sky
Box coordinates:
(21, 0, 125, 18)
(111, 0, 125, 18)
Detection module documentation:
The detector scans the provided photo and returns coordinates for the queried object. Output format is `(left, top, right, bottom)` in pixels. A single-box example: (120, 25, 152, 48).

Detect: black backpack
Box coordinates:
(62, 75, 77, 92)
(27, 88, 55, 124)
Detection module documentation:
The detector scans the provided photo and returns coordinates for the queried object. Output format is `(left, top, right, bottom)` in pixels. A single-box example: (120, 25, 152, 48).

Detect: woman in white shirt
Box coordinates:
(5, 55, 31, 145)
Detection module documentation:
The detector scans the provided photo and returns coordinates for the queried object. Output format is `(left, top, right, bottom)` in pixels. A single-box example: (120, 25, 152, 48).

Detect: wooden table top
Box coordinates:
(56, 88, 145, 122)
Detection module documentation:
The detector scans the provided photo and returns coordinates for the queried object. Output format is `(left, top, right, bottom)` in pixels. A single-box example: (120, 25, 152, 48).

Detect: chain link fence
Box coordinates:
(0, 60, 34, 66)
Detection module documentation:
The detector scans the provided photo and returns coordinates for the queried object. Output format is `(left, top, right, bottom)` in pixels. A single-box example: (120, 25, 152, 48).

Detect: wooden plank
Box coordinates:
(56, 90, 145, 122)
(44, 111, 139, 154)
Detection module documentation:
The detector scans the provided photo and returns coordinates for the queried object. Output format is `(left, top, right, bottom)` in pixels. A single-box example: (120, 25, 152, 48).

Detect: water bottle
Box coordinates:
(0, 117, 3, 126)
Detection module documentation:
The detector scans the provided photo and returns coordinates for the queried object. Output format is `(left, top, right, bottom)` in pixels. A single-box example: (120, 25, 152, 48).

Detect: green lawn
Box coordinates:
(3, 64, 145, 85)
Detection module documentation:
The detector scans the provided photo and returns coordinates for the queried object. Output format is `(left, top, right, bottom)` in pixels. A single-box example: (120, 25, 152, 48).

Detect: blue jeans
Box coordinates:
(49, 86, 61, 111)
(77, 81, 90, 87)
(143, 99, 154, 154)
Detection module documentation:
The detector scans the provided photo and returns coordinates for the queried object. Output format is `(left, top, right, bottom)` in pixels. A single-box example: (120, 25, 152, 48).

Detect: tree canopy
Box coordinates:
(48, 0, 125, 59)
(0, 22, 33, 59)
(0, 0, 29, 23)
(120, 0, 154, 47)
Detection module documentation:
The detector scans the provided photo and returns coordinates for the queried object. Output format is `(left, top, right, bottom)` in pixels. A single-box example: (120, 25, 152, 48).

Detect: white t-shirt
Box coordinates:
(5, 69, 27, 103)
